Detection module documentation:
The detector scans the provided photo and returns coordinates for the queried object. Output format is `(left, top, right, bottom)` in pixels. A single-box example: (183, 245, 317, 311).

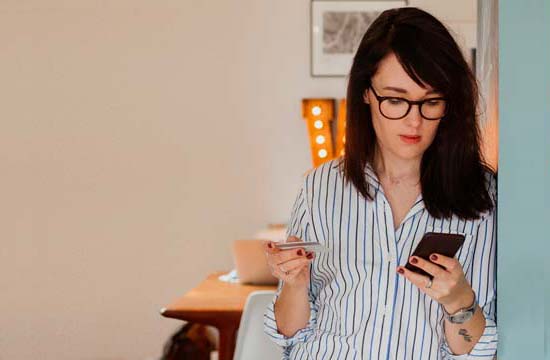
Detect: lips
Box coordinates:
(401, 135, 421, 139)
(399, 135, 421, 144)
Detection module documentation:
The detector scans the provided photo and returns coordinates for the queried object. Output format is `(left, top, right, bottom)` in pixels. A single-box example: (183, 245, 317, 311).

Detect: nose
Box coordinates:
(404, 104, 423, 127)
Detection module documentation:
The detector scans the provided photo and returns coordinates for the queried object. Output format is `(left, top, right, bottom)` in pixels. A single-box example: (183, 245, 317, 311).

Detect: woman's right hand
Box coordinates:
(264, 236, 315, 289)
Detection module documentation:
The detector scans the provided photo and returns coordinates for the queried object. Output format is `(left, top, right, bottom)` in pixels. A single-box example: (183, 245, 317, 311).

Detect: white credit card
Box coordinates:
(274, 241, 328, 253)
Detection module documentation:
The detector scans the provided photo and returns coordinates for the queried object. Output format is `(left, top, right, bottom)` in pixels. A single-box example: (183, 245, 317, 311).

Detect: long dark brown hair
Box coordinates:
(341, 7, 495, 220)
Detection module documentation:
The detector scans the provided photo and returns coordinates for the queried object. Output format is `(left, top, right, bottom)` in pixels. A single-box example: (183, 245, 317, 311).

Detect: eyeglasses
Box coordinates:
(368, 86, 447, 120)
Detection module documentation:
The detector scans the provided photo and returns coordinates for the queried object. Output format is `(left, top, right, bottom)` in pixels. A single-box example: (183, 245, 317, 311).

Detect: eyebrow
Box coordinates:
(382, 86, 441, 96)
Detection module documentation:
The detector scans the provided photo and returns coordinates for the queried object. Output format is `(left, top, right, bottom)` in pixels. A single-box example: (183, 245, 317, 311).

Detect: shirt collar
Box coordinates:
(333, 159, 423, 205)
(364, 161, 382, 193)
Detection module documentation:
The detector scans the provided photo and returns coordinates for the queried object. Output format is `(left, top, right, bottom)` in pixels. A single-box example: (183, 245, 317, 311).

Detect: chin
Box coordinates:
(395, 147, 425, 160)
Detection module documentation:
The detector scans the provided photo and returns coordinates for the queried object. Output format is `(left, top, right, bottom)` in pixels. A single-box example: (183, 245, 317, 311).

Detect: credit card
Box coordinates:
(274, 241, 328, 253)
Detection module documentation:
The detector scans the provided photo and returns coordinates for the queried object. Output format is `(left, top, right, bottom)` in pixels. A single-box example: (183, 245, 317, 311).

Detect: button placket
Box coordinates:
(381, 196, 399, 265)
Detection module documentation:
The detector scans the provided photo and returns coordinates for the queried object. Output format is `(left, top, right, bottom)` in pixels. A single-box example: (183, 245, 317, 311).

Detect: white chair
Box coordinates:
(233, 290, 283, 360)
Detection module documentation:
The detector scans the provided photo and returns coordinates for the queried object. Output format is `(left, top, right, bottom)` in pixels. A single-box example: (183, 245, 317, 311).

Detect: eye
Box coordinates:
(387, 98, 405, 105)
(425, 99, 443, 106)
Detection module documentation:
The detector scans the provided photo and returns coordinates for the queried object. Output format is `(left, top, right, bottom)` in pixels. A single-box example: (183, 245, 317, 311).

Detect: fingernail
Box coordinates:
(430, 254, 438, 261)
(397, 268, 404, 274)
(297, 249, 303, 256)
(267, 242, 273, 249)
(410, 257, 418, 264)
(306, 253, 314, 259)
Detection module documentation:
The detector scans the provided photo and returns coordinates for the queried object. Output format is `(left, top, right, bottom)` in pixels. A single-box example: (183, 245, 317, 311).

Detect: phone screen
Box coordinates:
(404, 232, 466, 279)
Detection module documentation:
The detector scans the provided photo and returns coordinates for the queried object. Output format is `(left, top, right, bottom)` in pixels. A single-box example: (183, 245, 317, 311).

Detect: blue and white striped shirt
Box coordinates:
(264, 158, 497, 359)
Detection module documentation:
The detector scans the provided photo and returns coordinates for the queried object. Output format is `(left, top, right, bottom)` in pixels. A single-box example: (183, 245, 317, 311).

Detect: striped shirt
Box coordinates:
(264, 158, 497, 360)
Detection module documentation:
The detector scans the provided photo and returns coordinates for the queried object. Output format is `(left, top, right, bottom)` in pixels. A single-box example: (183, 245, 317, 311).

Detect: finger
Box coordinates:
(277, 248, 307, 263)
(428, 253, 461, 273)
(397, 266, 434, 292)
(278, 257, 311, 272)
(408, 256, 447, 278)
(267, 251, 305, 266)
(287, 262, 309, 276)
(286, 236, 302, 243)
(266, 248, 304, 269)
(272, 267, 288, 280)
(263, 241, 280, 254)
(276, 261, 309, 280)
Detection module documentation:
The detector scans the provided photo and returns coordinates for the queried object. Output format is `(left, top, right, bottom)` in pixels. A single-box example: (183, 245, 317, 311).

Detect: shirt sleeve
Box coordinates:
(263, 175, 319, 349)
(441, 172, 498, 359)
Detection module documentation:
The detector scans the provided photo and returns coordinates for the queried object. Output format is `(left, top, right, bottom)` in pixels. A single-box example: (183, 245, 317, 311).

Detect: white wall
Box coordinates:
(0, 1, 475, 359)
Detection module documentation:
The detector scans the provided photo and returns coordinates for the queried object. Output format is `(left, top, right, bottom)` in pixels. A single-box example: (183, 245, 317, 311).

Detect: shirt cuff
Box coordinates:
(440, 320, 498, 359)
(263, 286, 318, 348)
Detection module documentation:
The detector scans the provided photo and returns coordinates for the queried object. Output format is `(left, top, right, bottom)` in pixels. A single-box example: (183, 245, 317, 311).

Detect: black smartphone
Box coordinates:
(404, 232, 466, 279)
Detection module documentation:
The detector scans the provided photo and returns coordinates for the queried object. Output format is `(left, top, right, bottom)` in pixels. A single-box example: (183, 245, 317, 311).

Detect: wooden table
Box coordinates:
(161, 271, 277, 360)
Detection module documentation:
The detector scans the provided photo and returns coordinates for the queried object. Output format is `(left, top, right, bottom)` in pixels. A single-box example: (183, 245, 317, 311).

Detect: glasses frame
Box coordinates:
(368, 86, 448, 120)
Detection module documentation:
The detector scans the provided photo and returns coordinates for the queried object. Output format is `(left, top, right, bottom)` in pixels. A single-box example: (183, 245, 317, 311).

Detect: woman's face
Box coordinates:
(364, 52, 442, 163)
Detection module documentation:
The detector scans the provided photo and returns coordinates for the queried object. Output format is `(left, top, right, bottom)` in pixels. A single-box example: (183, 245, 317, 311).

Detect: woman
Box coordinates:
(263, 7, 497, 360)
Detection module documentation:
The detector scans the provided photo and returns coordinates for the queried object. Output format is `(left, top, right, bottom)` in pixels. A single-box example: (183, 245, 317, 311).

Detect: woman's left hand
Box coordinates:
(397, 254, 475, 314)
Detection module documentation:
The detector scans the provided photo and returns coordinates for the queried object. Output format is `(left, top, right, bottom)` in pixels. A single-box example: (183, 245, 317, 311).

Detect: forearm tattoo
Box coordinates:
(458, 329, 472, 342)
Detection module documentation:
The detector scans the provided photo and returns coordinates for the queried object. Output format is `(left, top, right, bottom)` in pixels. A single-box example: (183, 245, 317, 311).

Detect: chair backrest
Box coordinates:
(233, 290, 282, 360)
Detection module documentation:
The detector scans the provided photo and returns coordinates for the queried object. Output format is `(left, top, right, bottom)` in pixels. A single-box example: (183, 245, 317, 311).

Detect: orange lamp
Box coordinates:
(301, 99, 336, 167)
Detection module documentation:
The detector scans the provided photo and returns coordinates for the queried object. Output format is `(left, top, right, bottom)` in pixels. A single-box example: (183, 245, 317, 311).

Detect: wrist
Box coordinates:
(283, 280, 308, 294)
(444, 288, 475, 315)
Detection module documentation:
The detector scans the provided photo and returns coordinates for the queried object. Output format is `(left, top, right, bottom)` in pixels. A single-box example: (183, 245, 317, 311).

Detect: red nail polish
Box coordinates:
(397, 268, 404, 274)
(430, 254, 438, 261)
(306, 253, 314, 259)
(297, 249, 303, 256)
(410, 257, 418, 264)
(267, 242, 273, 248)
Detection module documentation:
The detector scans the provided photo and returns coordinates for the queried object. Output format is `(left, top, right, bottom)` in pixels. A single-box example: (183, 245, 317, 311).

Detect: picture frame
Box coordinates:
(311, 0, 408, 77)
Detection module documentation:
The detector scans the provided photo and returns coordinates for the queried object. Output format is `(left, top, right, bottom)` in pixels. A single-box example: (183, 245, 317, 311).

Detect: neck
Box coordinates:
(374, 146, 421, 186)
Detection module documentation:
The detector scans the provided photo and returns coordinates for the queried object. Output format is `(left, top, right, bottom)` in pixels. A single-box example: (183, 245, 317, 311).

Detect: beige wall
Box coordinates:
(0, 1, 475, 359)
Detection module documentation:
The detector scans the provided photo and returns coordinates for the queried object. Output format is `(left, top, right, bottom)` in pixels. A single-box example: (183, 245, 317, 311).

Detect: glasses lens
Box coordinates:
(380, 98, 409, 119)
(421, 99, 447, 119)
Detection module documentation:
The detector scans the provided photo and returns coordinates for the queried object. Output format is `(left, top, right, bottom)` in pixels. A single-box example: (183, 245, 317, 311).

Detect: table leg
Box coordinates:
(217, 324, 238, 360)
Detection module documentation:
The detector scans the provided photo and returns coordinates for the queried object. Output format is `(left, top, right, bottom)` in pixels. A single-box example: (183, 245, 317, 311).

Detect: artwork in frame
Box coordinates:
(311, 1, 408, 77)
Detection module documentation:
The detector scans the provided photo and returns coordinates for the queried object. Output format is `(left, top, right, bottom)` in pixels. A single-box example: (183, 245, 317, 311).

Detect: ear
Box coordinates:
(363, 89, 370, 104)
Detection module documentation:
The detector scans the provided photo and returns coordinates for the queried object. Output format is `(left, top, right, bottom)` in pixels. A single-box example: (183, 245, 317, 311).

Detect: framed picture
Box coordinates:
(311, 1, 408, 77)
